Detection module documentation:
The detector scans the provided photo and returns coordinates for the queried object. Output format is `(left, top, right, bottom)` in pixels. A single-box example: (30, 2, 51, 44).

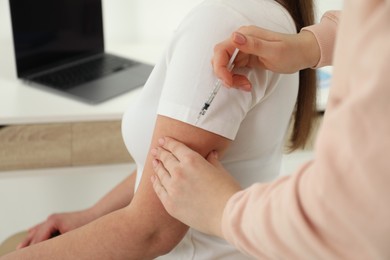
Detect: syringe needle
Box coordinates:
(195, 114, 201, 125)
(195, 48, 239, 125)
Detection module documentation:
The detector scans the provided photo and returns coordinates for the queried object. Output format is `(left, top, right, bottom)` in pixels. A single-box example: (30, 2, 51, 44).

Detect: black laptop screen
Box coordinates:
(9, 0, 104, 77)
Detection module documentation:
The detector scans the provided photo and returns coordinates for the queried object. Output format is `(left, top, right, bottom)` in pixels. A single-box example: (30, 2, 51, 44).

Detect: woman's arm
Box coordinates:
(17, 171, 137, 249)
(4, 116, 231, 259)
(89, 170, 136, 217)
(212, 11, 340, 91)
(151, 137, 240, 237)
(152, 6, 390, 259)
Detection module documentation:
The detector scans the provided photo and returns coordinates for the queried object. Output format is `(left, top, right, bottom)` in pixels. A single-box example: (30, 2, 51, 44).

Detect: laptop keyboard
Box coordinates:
(33, 55, 138, 90)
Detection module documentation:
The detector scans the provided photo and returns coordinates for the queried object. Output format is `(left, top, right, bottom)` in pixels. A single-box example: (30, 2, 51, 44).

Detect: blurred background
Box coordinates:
(0, 0, 344, 247)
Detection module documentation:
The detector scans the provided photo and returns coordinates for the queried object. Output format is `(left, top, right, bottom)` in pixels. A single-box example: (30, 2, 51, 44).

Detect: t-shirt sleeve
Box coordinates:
(156, 3, 268, 140)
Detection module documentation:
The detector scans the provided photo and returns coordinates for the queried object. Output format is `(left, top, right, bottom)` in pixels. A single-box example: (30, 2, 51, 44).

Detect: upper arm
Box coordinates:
(117, 4, 259, 255)
(125, 115, 231, 254)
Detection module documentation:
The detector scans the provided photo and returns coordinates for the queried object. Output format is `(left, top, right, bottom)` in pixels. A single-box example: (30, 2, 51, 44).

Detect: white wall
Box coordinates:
(1, 0, 344, 43)
(104, 0, 203, 43)
(315, 0, 344, 20)
(0, 0, 344, 79)
(102, 0, 344, 44)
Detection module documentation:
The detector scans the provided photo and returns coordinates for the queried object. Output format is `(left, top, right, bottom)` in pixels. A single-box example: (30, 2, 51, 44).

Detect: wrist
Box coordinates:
(85, 205, 104, 221)
(213, 188, 240, 238)
(298, 30, 321, 69)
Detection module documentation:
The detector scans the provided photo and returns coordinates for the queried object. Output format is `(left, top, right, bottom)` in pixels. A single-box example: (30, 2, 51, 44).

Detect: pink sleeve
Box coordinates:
(301, 11, 340, 68)
(221, 3, 390, 259)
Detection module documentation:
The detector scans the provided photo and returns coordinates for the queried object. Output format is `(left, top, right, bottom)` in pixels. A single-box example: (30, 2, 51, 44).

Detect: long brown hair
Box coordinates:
(276, 0, 317, 151)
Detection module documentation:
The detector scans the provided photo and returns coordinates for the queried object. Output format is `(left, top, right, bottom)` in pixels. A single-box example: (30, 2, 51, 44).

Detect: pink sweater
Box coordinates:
(221, 1, 390, 259)
(303, 10, 340, 68)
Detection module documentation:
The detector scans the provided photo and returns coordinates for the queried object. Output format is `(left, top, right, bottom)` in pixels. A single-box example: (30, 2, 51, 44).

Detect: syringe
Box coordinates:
(195, 48, 239, 125)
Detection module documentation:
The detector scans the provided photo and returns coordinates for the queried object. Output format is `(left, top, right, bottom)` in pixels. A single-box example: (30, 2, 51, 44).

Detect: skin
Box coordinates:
(4, 115, 231, 259)
(212, 26, 320, 91)
(150, 26, 321, 237)
(18, 172, 137, 249)
(151, 137, 241, 238)
(8, 24, 321, 259)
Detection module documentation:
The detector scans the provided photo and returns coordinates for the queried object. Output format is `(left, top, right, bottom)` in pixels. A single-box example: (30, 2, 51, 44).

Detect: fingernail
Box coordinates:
(151, 148, 157, 156)
(233, 32, 247, 45)
(158, 138, 165, 145)
(213, 151, 219, 159)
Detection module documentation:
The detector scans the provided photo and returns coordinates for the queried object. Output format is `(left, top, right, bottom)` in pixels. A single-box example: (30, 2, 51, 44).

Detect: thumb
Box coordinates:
(232, 25, 286, 64)
(206, 151, 224, 169)
(232, 31, 266, 57)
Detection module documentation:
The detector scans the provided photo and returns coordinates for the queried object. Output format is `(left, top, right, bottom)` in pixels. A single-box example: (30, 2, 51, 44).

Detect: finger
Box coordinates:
(154, 147, 179, 172)
(152, 159, 171, 188)
(151, 175, 169, 204)
(235, 25, 280, 43)
(206, 151, 224, 170)
(212, 42, 237, 86)
(17, 233, 34, 249)
(232, 26, 283, 58)
(158, 137, 195, 162)
(231, 74, 252, 92)
(212, 58, 233, 87)
(17, 223, 41, 249)
(232, 32, 267, 58)
(31, 226, 56, 245)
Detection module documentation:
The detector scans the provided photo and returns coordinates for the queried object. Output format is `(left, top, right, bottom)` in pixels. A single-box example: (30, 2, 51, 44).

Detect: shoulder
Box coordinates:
(178, 0, 296, 35)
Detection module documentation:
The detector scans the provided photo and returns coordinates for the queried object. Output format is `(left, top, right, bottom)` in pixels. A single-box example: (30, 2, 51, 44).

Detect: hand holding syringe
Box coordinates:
(195, 48, 239, 125)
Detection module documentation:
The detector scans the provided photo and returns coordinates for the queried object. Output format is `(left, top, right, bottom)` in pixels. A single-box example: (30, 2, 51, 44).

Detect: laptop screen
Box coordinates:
(9, 0, 104, 77)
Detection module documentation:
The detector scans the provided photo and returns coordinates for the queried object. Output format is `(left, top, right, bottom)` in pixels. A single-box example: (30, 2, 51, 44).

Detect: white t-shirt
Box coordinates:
(122, 0, 298, 259)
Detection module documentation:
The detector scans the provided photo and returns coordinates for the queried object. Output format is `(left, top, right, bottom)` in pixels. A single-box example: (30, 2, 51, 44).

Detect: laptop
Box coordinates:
(9, 0, 154, 104)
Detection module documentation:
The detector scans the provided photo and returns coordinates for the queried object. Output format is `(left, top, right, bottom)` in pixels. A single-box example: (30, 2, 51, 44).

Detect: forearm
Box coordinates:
(5, 175, 187, 259)
(4, 207, 174, 259)
(221, 169, 328, 259)
(221, 8, 390, 257)
(5, 114, 231, 258)
(89, 170, 137, 218)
